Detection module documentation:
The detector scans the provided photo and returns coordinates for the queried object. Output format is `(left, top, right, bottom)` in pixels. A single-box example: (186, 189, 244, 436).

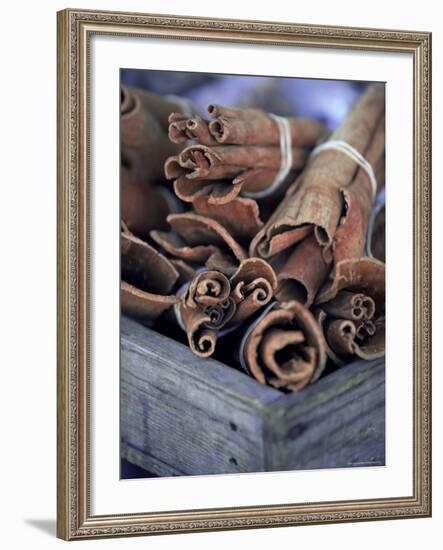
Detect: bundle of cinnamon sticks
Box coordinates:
(121, 83, 386, 393)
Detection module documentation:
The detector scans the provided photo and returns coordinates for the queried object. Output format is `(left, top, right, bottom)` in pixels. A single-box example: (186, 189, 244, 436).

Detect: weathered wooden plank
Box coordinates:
(263, 358, 385, 470)
(121, 316, 385, 477)
(121, 316, 279, 476)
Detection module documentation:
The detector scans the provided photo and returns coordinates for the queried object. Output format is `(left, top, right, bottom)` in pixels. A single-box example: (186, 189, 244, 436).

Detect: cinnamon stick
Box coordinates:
(321, 290, 375, 321)
(168, 113, 218, 145)
(315, 258, 385, 361)
(178, 270, 234, 357)
(165, 144, 308, 203)
(229, 259, 277, 324)
(178, 305, 218, 358)
(241, 301, 327, 391)
(121, 85, 189, 238)
(332, 116, 385, 264)
(121, 228, 179, 321)
(250, 85, 385, 259)
(269, 111, 385, 307)
(206, 104, 328, 146)
(312, 114, 386, 361)
(275, 233, 333, 306)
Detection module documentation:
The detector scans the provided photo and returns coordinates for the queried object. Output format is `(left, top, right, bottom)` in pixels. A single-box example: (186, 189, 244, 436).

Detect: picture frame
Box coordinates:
(57, 8, 431, 540)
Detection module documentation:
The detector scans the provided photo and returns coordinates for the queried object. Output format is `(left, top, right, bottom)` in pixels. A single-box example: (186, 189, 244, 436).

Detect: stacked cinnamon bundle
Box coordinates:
(121, 83, 386, 393)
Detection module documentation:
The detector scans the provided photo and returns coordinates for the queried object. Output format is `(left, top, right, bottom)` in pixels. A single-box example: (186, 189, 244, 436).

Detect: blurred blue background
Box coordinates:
(121, 69, 373, 130)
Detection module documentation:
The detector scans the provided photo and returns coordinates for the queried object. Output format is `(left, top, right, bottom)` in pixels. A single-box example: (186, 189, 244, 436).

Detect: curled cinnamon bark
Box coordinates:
(121, 86, 189, 238)
(323, 314, 384, 361)
(333, 116, 385, 263)
(178, 305, 218, 358)
(315, 258, 385, 361)
(165, 144, 308, 204)
(121, 229, 179, 321)
(311, 111, 385, 361)
(275, 233, 333, 306)
(206, 104, 328, 146)
(192, 195, 263, 241)
(316, 258, 385, 315)
(178, 270, 234, 357)
(229, 259, 277, 324)
(250, 85, 385, 259)
(166, 144, 308, 179)
(321, 290, 375, 321)
(150, 213, 247, 275)
(168, 113, 218, 145)
(241, 301, 326, 391)
(173, 176, 242, 205)
(325, 319, 358, 356)
(186, 270, 231, 307)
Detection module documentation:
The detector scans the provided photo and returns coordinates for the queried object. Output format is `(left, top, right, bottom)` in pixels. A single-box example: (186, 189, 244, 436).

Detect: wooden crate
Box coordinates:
(121, 315, 385, 477)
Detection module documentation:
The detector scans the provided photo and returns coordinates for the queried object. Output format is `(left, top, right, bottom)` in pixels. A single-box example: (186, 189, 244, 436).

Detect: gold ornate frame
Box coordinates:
(57, 8, 431, 540)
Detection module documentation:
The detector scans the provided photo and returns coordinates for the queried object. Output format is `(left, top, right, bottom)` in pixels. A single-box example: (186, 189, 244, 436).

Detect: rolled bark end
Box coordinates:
(325, 316, 385, 361)
(314, 225, 330, 246)
(204, 297, 237, 330)
(353, 320, 385, 360)
(361, 296, 376, 319)
(316, 257, 385, 315)
(326, 319, 357, 356)
(356, 319, 376, 339)
(187, 270, 231, 308)
(255, 237, 272, 260)
(321, 290, 376, 321)
(179, 303, 219, 359)
(206, 103, 217, 116)
(173, 177, 241, 205)
(197, 279, 222, 300)
(164, 156, 183, 179)
(168, 119, 188, 144)
(229, 258, 277, 324)
(186, 119, 198, 130)
(242, 301, 326, 391)
(261, 328, 317, 392)
(208, 119, 224, 141)
(191, 327, 217, 358)
(275, 232, 332, 306)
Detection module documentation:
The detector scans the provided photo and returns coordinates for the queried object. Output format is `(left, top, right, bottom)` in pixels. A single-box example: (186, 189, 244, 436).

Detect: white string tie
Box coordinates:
(311, 139, 377, 200)
(243, 114, 292, 199)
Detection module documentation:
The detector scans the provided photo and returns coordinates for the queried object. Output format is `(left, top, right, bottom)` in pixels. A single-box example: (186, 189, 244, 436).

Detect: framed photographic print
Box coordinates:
(57, 8, 431, 540)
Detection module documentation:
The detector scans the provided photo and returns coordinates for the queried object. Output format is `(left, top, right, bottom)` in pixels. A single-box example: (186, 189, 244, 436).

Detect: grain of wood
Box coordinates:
(121, 316, 385, 476)
(121, 316, 277, 476)
(263, 358, 385, 470)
